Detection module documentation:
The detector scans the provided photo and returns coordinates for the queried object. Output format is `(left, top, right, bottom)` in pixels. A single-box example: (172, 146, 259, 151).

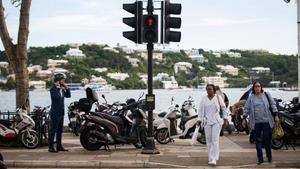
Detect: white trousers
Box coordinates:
(204, 123, 222, 162)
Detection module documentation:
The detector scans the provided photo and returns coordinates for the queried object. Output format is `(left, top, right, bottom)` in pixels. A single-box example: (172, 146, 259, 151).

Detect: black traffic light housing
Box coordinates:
(123, 1, 143, 44)
(143, 15, 158, 43)
(161, 0, 182, 43)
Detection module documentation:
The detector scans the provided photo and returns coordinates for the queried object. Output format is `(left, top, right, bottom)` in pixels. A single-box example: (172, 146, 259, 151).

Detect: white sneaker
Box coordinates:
(208, 160, 216, 166)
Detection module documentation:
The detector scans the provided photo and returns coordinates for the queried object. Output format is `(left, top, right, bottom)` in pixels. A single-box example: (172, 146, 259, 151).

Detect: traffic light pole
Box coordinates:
(142, 0, 160, 154)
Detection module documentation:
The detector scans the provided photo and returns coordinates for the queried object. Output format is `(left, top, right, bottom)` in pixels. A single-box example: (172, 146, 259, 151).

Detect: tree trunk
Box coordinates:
(0, 0, 32, 111)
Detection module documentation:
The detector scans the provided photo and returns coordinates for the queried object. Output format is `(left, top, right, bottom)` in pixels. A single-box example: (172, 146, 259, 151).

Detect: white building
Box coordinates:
(213, 50, 241, 58)
(141, 51, 163, 61)
(126, 56, 140, 67)
(251, 67, 270, 74)
(174, 62, 193, 74)
(154, 73, 171, 81)
(107, 72, 129, 81)
(162, 80, 179, 89)
(47, 59, 68, 68)
(138, 73, 148, 85)
(202, 76, 229, 88)
(119, 45, 135, 54)
(93, 68, 108, 73)
(0, 61, 9, 68)
(217, 65, 239, 76)
(103, 47, 119, 53)
(227, 52, 241, 58)
(37, 70, 52, 78)
(186, 49, 205, 63)
(64, 48, 86, 58)
(29, 81, 46, 90)
(53, 68, 68, 74)
(199, 66, 205, 71)
(90, 75, 107, 84)
(27, 65, 42, 74)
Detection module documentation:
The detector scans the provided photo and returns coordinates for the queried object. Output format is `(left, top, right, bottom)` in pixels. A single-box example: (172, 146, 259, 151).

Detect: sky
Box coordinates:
(0, 0, 297, 54)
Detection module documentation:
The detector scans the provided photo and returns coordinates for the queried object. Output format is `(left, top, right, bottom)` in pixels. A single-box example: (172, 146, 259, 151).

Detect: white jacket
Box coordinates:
(197, 95, 229, 126)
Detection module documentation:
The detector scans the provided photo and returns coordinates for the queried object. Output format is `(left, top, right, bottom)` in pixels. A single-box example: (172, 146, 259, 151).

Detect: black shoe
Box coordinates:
(257, 160, 264, 165)
(57, 147, 68, 151)
(48, 148, 58, 153)
(268, 158, 272, 163)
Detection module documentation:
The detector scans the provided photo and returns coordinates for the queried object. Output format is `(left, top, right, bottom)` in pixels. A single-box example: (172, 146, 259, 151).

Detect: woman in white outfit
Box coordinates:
(197, 84, 229, 166)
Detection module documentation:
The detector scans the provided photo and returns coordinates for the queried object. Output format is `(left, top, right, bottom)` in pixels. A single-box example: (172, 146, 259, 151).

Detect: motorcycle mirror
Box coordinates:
(138, 92, 144, 100)
(102, 94, 107, 103)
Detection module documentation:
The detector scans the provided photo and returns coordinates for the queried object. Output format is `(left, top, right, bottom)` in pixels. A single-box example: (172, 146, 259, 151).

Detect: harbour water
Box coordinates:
(0, 88, 297, 123)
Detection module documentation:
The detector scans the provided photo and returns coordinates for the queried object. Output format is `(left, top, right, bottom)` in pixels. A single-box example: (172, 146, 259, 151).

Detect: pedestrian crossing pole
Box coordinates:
(142, 0, 160, 154)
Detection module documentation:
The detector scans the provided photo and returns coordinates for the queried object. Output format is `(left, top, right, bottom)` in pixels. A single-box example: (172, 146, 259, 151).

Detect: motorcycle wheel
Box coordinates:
(155, 128, 171, 144)
(80, 127, 102, 151)
(20, 130, 39, 149)
(272, 138, 284, 150)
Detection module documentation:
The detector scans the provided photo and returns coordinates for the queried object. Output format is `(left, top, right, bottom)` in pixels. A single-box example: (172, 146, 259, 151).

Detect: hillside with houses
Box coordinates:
(0, 43, 297, 90)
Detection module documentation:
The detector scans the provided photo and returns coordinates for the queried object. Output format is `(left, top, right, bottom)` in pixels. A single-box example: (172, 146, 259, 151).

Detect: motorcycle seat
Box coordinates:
(98, 113, 124, 125)
(0, 119, 12, 128)
(181, 115, 197, 125)
(158, 112, 167, 118)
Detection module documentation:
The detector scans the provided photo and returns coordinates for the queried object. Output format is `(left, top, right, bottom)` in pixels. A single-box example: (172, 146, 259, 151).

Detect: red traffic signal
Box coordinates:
(143, 15, 158, 43)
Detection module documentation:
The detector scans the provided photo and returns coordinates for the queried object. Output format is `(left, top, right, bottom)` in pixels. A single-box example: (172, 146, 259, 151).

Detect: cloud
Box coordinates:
(31, 14, 122, 31)
(185, 18, 267, 28)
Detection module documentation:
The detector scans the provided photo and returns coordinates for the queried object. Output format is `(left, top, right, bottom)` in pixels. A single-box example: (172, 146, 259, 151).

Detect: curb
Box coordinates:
(5, 160, 187, 168)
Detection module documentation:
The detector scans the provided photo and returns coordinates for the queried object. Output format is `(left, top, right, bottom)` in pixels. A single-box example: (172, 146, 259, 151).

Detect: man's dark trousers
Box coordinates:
(48, 84, 70, 149)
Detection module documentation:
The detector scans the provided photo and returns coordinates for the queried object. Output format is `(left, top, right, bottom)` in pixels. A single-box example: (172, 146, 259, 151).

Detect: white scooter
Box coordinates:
(154, 98, 206, 144)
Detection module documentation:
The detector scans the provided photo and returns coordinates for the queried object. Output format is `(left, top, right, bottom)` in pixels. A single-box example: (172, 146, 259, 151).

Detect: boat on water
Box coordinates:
(84, 83, 113, 93)
(66, 83, 84, 91)
(279, 88, 298, 91)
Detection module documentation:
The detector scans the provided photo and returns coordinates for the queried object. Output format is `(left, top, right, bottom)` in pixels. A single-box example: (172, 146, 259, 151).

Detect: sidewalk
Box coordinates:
(1, 133, 300, 169)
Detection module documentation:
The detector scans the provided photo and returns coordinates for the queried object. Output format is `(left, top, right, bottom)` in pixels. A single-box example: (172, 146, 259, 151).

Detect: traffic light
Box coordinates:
(161, 0, 182, 43)
(123, 1, 143, 44)
(143, 15, 158, 43)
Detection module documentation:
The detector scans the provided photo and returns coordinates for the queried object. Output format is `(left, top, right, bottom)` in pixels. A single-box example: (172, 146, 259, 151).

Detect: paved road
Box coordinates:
(1, 133, 300, 168)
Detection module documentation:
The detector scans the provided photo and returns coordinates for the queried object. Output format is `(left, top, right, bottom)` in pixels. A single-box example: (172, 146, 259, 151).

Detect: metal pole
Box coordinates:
(142, 0, 160, 154)
(297, 0, 300, 102)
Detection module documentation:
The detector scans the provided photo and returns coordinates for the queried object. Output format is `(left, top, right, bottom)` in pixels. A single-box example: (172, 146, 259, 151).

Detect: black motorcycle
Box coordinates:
(67, 93, 114, 136)
(79, 88, 147, 151)
(31, 105, 50, 145)
(272, 111, 300, 150)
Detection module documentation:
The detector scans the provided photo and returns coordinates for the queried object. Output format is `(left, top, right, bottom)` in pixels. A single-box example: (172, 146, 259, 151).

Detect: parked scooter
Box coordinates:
(67, 93, 115, 136)
(79, 88, 147, 151)
(0, 108, 39, 149)
(272, 110, 300, 150)
(155, 98, 206, 145)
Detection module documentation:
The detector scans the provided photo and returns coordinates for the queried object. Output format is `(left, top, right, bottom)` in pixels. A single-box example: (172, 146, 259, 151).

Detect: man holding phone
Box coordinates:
(48, 73, 71, 153)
